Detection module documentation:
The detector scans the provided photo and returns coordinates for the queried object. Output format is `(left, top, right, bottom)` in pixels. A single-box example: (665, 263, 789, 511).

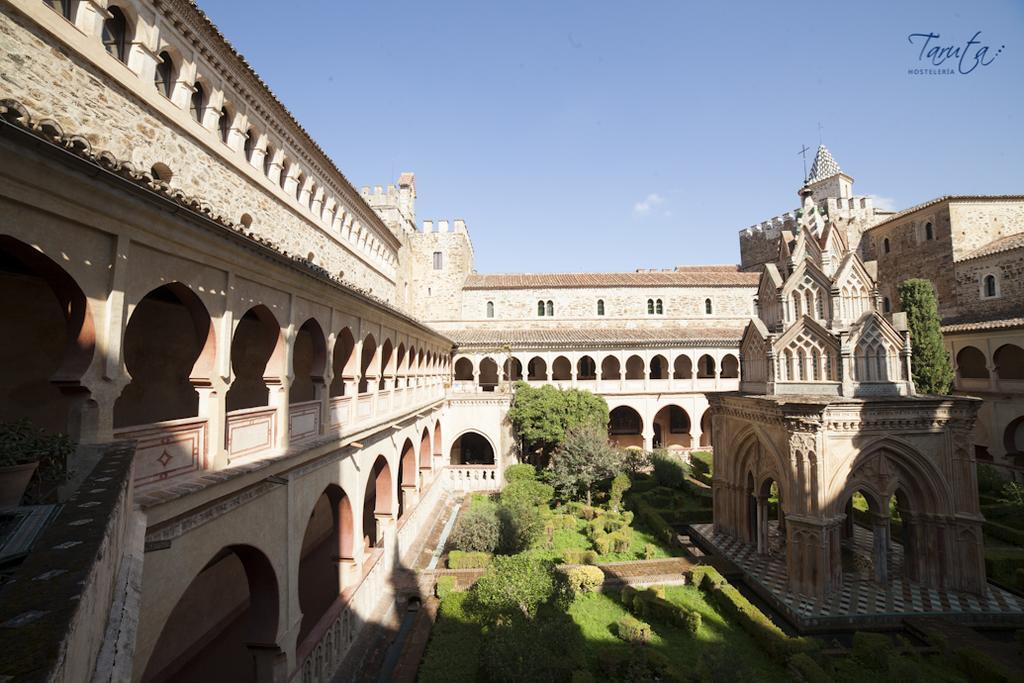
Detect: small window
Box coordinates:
(44, 0, 74, 20)
(925, 222, 934, 241)
(218, 106, 231, 144)
(154, 51, 174, 97)
(655, 299, 663, 315)
(597, 299, 605, 316)
(537, 300, 545, 317)
(647, 299, 654, 315)
(705, 298, 713, 315)
(883, 297, 891, 313)
(883, 238, 890, 254)
(983, 274, 998, 298)
(190, 82, 205, 123)
(432, 251, 443, 270)
(102, 7, 129, 63)
(546, 300, 554, 317)
(486, 301, 494, 318)
(243, 128, 257, 161)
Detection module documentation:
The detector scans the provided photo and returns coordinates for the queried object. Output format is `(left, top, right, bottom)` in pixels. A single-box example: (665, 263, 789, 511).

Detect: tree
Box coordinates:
(898, 279, 954, 395)
(549, 423, 623, 505)
(450, 504, 500, 553)
(508, 382, 609, 463)
(471, 554, 557, 618)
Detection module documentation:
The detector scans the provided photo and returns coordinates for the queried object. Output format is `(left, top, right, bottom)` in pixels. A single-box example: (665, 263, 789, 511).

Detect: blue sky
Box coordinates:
(200, 0, 1023, 273)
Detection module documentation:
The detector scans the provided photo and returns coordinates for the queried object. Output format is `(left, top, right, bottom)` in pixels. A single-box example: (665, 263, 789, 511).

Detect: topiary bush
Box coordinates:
(449, 505, 501, 553)
(504, 463, 537, 483)
(788, 652, 831, 683)
(499, 478, 554, 509)
(852, 632, 892, 672)
(471, 554, 557, 618)
(560, 564, 605, 597)
(609, 473, 631, 512)
(616, 615, 653, 644)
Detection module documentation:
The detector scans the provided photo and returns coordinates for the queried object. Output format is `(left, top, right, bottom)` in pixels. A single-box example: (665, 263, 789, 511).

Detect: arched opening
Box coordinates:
(755, 477, 785, 558)
(608, 406, 643, 449)
(395, 343, 407, 386)
(329, 328, 356, 396)
(624, 355, 644, 380)
(407, 348, 418, 387)
(433, 420, 442, 458)
(956, 346, 989, 379)
(994, 344, 1024, 380)
(577, 355, 596, 380)
(377, 339, 394, 391)
(290, 319, 326, 403)
(453, 357, 474, 382)
(114, 283, 215, 428)
(503, 357, 523, 382)
(297, 485, 354, 644)
(673, 355, 692, 379)
(479, 357, 499, 391)
(551, 356, 571, 381)
(841, 489, 891, 585)
(449, 431, 495, 465)
(652, 405, 691, 449)
(1004, 416, 1024, 455)
(696, 354, 716, 379)
(226, 306, 285, 412)
(0, 235, 95, 437)
(141, 545, 279, 683)
(102, 6, 129, 62)
(649, 354, 668, 380)
(699, 409, 713, 447)
(527, 356, 547, 381)
(601, 355, 621, 380)
(397, 438, 417, 518)
(745, 472, 757, 545)
(190, 82, 205, 124)
(154, 51, 174, 97)
(419, 427, 432, 468)
(362, 456, 393, 549)
(721, 354, 739, 378)
(358, 334, 377, 393)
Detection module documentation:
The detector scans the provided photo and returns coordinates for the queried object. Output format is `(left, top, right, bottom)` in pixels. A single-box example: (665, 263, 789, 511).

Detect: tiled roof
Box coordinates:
(865, 195, 1024, 232)
(806, 144, 841, 184)
(447, 326, 745, 349)
(941, 315, 1024, 334)
(958, 232, 1024, 262)
(463, 270, 759, 290)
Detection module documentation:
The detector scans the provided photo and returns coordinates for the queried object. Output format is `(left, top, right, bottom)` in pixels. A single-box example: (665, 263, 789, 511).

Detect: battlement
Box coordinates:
(421, 219, 468, 234)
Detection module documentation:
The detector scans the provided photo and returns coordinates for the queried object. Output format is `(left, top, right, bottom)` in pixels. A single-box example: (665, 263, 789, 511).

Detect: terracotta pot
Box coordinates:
(0, 461, 39, 508)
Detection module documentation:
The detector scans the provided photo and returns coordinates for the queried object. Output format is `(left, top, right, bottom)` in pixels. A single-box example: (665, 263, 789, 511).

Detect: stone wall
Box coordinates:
(948, 200, 1024, 261)
(408, 220, 475, 323)
(0, 3, 397, 301)
(955, 248, 1024, 320)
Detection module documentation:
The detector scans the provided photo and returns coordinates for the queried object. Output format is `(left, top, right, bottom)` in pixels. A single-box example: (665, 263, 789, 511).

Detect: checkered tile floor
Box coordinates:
(691, 523, 1024, 626)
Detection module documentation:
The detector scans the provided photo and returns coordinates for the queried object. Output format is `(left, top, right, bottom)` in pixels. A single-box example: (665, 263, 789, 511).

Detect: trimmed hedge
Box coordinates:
(435, 575, 457, 599)
(693, 565, 814, 662)
(952, 646, 1023, 683)
(447, 550, 493, 569)
(621, 585, 701, 635)
(788, 652, 831, 683)
(631, 498, 674, 545)
(559, 564, 605, 596)
(504, 463, 537, 482)
(561, 549, 599, 565)
(616, 614, 653, 644)
(985, 519, 1024, 546)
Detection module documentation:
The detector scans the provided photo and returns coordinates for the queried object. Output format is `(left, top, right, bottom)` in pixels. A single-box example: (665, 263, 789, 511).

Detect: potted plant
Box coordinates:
(0, 419, 73, 507)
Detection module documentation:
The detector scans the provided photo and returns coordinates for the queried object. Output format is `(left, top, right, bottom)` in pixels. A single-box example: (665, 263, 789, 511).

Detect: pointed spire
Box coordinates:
(806, 144, 841, 184)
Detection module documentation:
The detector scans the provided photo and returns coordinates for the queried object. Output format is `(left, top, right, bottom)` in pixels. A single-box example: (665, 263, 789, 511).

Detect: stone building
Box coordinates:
(699, 184, 991, 626)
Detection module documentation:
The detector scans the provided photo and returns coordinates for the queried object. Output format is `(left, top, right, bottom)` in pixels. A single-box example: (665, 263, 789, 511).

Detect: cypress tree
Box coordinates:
(897, 279, 954, 395)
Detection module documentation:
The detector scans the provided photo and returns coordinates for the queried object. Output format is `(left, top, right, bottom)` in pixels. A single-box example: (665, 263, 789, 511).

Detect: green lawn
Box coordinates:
(529, 515, 681, 563)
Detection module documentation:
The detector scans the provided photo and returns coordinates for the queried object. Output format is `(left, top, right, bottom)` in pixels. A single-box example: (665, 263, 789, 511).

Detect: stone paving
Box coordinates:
(691, 523, 1024, 630)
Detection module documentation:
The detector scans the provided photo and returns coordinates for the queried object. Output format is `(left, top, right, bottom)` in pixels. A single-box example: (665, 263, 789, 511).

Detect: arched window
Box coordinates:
(190, 82, 205, 124)
(218, 106, 231, 144)
(154, 51, 174, 97)
(263, 145, 275, 176)
(243, 128, 257, 161)
(102, 6, 129, 63)
(705, 298, 713, 315)
(537, 301, 545, 317)
(655, 299, 663, 315)
(647, 299, 654, 315)
(44, 0, 74, 20)
(883, 238, 890, 254)
(925, 222, 934, 240)
(294, 173, 305, 200)
(983, 274, 998, 298)
(486, 301, 494, 318)
(546, 300, 554, 317)
(597, 299, 605, 316)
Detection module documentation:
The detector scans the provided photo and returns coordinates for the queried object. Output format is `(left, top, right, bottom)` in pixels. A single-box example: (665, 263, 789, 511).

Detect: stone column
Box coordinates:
(871, 512, 890, 585)
(756, 494, 769, 554)
(197, 380, 229, 469)
(642, 423, 654, 453)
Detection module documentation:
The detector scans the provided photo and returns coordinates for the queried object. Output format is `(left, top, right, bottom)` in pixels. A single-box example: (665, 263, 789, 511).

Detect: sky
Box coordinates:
(199, 0, 1024, 273)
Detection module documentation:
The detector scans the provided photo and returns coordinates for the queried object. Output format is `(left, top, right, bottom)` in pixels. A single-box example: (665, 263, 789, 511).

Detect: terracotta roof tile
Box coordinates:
(941, 315, 1024, 334)
(866, 195, 1024, 232)
(447, 326, 745, 349)
(958, 232, 1024, 262)
(463, 270, 759, 290)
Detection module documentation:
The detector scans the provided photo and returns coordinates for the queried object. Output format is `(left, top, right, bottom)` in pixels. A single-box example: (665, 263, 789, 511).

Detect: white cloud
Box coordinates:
(866, 194, 897, 211)
(633, 193, 664, 216)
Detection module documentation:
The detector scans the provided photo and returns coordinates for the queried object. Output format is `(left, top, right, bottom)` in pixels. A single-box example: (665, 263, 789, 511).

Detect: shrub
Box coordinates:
(418, 592, 481, 683)
(595, 535, 612, 556)
(504, 463, 536, 483)
(886, 655, 923, 683)
(560, 565, 604, 596)
(952, 646, 1019, 683)
(623, 448, 652, 475)
(616, 615, 653, 644)
(611, 531, 632, 553)
(447, 550, 493, 569)
(435, 575, 457, 599)
(633, 499, 674, 544)
(978, 464, 1008, 495)
(984, 519, 1024, 546)
(483, 612, 583, 682)
(644, 543, 657, 560)
(852, 632, 892, 672)
(622, 510, 634, 525)
(788, 653, 831, 683)
(449, 505, 500, 553)
(627, 587, 701, 634)
(471, 554, 556, 618)
(581, 550, 598, 565)
(609, 473, 631, 512)
(651, 449, 688, 489)
(562, 549, 584, 564)
(500, 479, 554, 509)
(0, 419, 73, 500)
(571, 671, 595, 683)
(497, 500, 544, 554)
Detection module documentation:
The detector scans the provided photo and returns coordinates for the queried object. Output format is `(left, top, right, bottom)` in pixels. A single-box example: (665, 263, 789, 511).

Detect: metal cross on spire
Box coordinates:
(798, 144, 810, 182)
(818, 121, 824, 145)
